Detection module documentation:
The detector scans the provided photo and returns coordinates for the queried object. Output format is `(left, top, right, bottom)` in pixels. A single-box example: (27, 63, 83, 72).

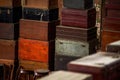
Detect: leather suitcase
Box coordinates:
(63, 0, 93, 9)
(20, 19, 56, 41)
(22, 0, 58, 9)
(0, 0, 21, 7)
(55, 55, 80, 70)
(0, 7, 22, 23)
(101, 30, 120, 51)
(0, 39, 17, 60)
(23, 7, 58, 21)
(0, 23, 19, 40)
(56, 25, 97, 41)
(103, 17, 120, 31)
(55, 38, 97, 57)
(38, 71, 93, 80)
(18, 38, 55, 68)
(62, 8, 96, 28)
(68, 52, 120, 80)
(106, 40, 120, 53)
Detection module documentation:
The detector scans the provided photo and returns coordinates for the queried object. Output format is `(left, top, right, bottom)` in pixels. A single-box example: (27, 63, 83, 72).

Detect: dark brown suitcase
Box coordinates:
(20, 19, 56, 41)
(22, 0, 58, 9)
(63, 0, 93, 9)
(56, 25, 97, 41)
(0, 39, 17, 60)
(61, 8, 96, 28)
(23, 7, 58, 21)
(68, 52, 120, 80)
(106, 40, 120, 53)
(0, 0, 21, 7)
(103, 17, 120, 31)
(18, 38, 55, 70)
(0, 7, 22, 23)
(101, 30, 120, 51)
(0, 23, 19, 40)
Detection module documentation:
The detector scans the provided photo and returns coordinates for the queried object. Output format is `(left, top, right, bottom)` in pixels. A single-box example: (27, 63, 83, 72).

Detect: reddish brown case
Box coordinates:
(101, 30, 120, 51)
(18, 38, 55, 69)
(61, 7, 96, 28)
(0, 39, 17, 60)
(103, 17, 120, 31)
(0, 23, 19, 40)
(20, 19, 56, 41)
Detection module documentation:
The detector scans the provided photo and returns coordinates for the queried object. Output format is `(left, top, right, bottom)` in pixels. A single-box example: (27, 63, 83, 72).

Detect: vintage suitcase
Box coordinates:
(55, 54, 80, 70)
(0, 39, 17, 60)
(101, 30, 120, 51)
(22, 0, 58, 9)
(63, 0, 93, 9)
(62, 8, 96, 28)
(20, 19, 56, 41)
(68, 52, 120, 80)
(106, 40, 120, 53)
(105, 4, 120, 18)
(56, 25, 97, 41)
(0, 0, 21, 7)
(0, 7, 22, 23)
(23, 7, 58, 21)
(18, 38, 55, 67)
(103, 17, 120, 31)
(55, 38, 97, 57)
(0, 23, 19, 40)
(38, 71, 92, 80)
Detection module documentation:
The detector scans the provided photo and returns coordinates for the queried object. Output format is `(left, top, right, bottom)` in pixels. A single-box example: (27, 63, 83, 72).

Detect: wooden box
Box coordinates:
(62, 8, 96, 28)
(20, 19, 56, 41)
(0, 7, 22, 23)
(106, 40, 120, 53)
(0, 23, 19, 40)
(63, 0, 93, 9)
(22, 0, 58, 9)
(0, 39, 17, 60)
(18, 38, 55, 66)
(101, 30, 120, 51)
(55, 38, 97, 57)
(38, 71, 93, 80)
(68, 52, 120, 80)
(0, 0, 21, 7)
(23, 7, 58, 21)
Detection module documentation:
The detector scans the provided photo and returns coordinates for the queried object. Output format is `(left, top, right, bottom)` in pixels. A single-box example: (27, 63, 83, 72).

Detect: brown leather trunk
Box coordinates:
(103, 17, 120, 31)
(68, 52, 120, 80)
(0, 23, 19, 40)
(61, 7, 96, 28)
(0, 0, 21, 7)
(101, 30, 120, 51)
(0, 39, 17, 60)
(22, 0, 58, 9)
(18, 38, 55, 70)
(20, 19, 56, 41)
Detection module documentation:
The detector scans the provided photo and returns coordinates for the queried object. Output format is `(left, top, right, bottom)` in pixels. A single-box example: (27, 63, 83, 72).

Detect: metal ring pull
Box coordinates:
(40, 13, 44, 21)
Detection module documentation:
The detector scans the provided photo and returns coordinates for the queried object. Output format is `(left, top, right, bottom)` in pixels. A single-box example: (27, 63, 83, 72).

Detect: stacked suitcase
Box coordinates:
(0, 0, 22, 79)
(101, 0, 120, 51)
(55, 0, 98, 70)
(19, 0, 59, 71)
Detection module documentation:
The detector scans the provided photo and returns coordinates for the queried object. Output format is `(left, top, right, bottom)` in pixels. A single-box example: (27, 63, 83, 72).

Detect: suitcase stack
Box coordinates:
(55, 0, 98, 70)
(0, 0, 22, 79)
(101, 0, 120, 51)
(19, 0, 59, 71)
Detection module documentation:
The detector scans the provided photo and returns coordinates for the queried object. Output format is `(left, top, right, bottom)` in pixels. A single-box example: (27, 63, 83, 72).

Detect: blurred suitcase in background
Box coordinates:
(62, 8, 96, 28)
(0, 39, 17, 60)
(23, 7, 58, 21)
(63, 0, 93, 9)
(0, 7, 22, 23)
(20, 19, 56, 41)
(0, 23, 19, 40)
(22, 0, 58, 9)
